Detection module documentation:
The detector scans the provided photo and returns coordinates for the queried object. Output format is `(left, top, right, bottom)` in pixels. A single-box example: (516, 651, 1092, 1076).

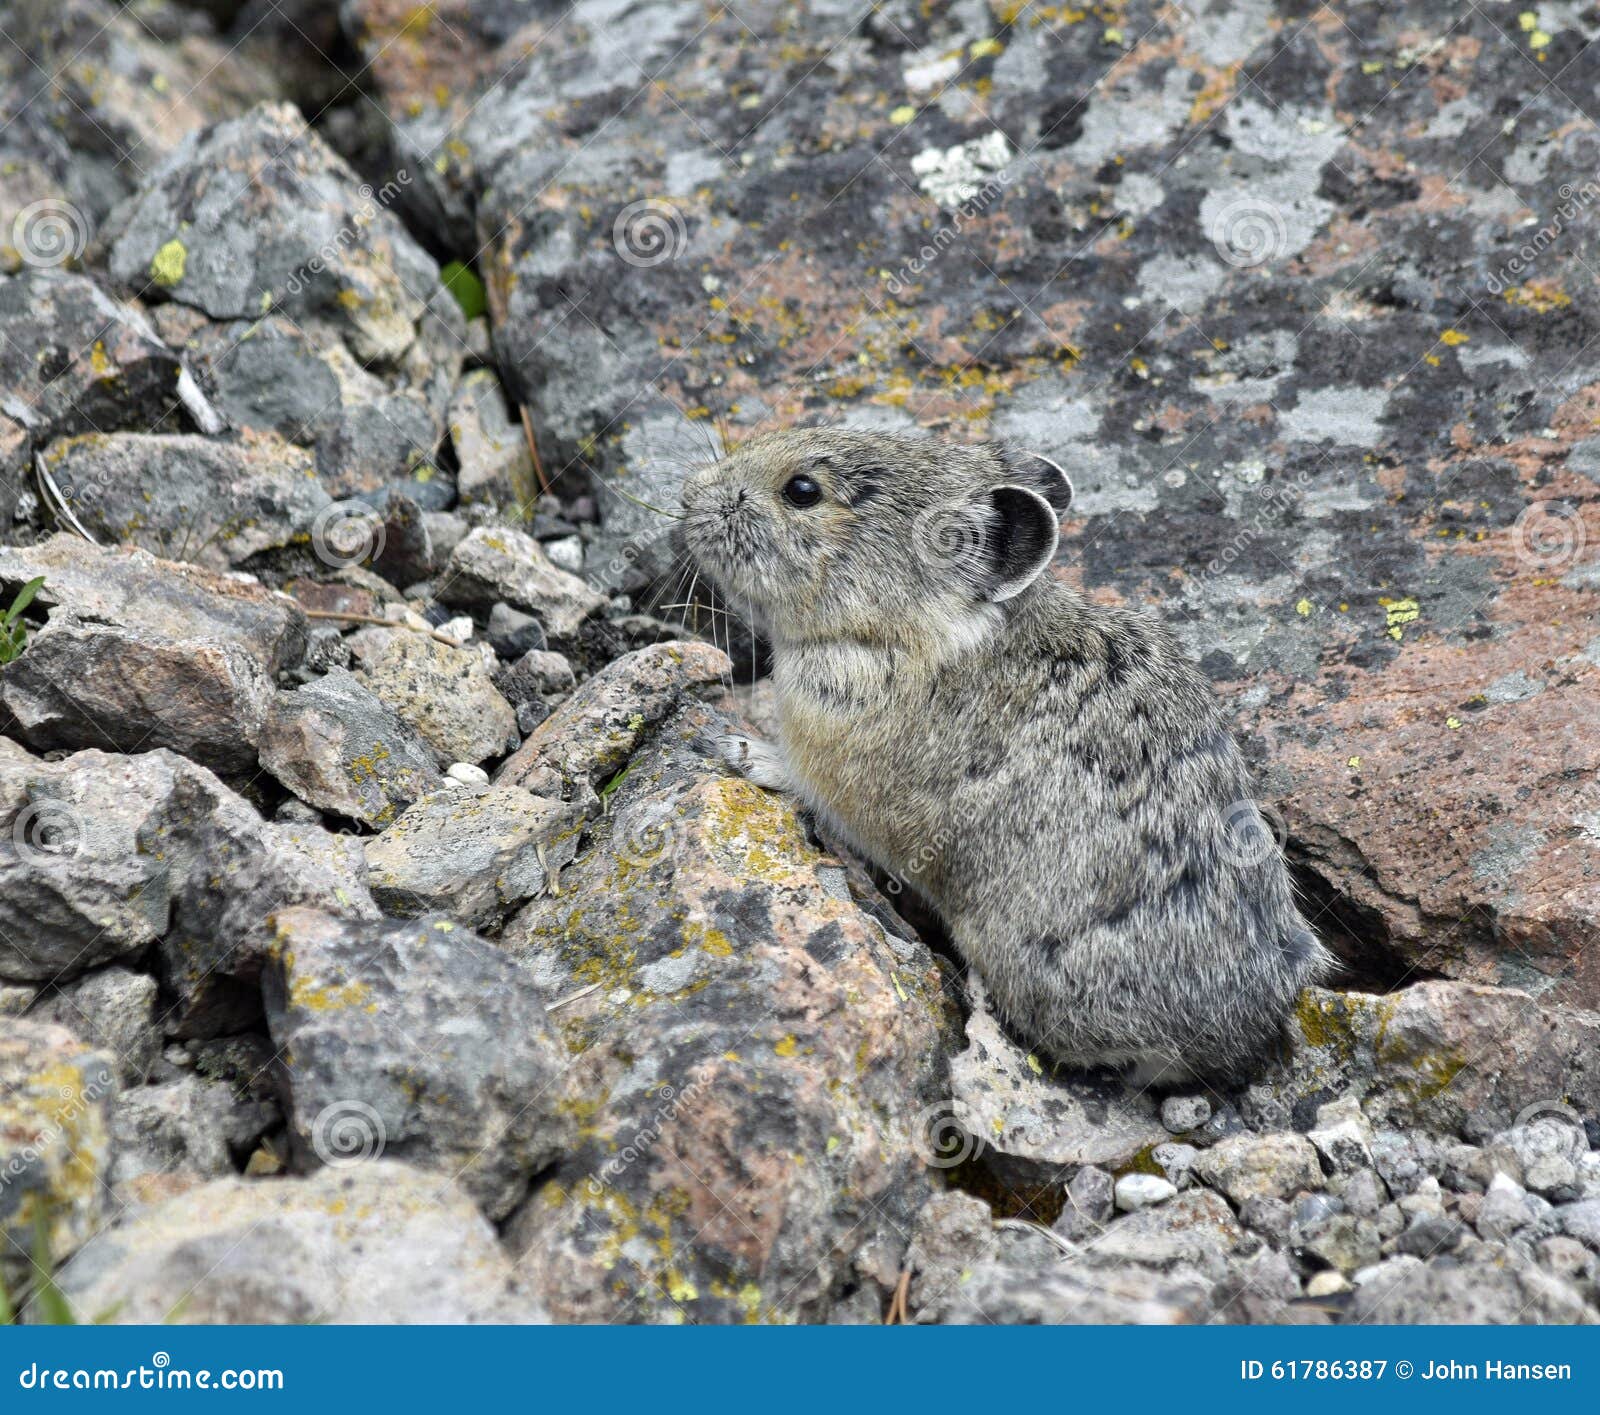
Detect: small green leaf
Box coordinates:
(1, 575, 43, 628)
(440, 260, 487, 320)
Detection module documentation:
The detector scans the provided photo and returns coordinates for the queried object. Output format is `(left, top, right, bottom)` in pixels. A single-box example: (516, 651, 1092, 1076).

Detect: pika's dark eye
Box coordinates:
(782, 474, 823, 508)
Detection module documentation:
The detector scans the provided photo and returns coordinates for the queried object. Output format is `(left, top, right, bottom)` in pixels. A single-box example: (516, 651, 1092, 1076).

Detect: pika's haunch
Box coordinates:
(682, 428, 1330, 1084)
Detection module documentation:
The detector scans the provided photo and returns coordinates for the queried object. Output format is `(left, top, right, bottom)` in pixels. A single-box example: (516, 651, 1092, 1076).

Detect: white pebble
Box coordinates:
(1114, 1173, 1177, 1212)
(445, 762, 489, 787)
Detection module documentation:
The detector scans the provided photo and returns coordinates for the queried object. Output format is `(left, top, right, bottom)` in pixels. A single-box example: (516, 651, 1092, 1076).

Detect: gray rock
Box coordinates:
(362, 782, 582, 927)
(950, 992, 1169, 1184)
(348, 626, 517, 767)
(486, 603, 547, 659)
(496, 639, 730, 802)
(904, 1192, 998, 1323)
(257, 668, 443, 827)
(1115, 1173, 1178, 1212)
(263, 907, 575, 1222)
(437, 526, 606, 646)
(1089, 1189, 1255, 1283)
(941, 1257, 1213, 1325)
(0, 536, 305, 673)
(108, 103, 453, 367)
(0, 740, 373, 1004)
(40, 432, 330, 569)
(22, 968, 159, 1085)
(1348, 1246, 1593, 1324)
(1239, 1195, 1293, 1247)
(451, 369, 535, 509)
(1160, 1094, 1210, 1133)
(0, 1019, 116, 1292)
(54, 1164, 541, 1323)
(1299, 1212, 1382, 1275)
(1338, 1168, 1387, 1218)
(1307, 1096, 1374, 1173)
(1496, 1118, 1589, 1202)
(1544, 1199, 1600, 1252)
(110, 1075, 279, 1186)
(1195, 1131, 1322, 1204)
(1152, 1141, 1201, 1189)
(1388, 1215, 1466, 1259)
(1053, 1165, 1115, 1242)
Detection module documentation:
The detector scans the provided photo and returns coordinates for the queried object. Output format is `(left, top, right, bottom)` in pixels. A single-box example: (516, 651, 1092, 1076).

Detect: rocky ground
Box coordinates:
(1, 0, 1598, 1324)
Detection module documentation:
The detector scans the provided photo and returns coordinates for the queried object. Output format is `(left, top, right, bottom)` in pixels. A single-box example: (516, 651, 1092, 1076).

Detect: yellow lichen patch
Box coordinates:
(1439, 328, 1469, 346)
(774, 1034, 799, 1057)
(289, 974, 375, 1014)
(1502, 282, 1571, 312)
(149, 239, 186, 287)
(699, 777, 817, 883)
(1379, 595, 1419, 641)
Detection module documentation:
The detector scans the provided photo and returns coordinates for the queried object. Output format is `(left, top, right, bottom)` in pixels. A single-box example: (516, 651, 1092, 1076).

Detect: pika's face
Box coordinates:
(682, 428, 1072, 648)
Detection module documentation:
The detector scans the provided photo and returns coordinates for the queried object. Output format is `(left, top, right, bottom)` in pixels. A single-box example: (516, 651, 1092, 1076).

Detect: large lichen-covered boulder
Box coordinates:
(0, 1019, 116, 1294)
(500, 700, 960, 1322)
(53, 1163, 543, 1324)
(263, 908, 576, 1222)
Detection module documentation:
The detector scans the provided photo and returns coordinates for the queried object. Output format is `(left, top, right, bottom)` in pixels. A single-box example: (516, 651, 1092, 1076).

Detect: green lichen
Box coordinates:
(149, 239, 186, 287)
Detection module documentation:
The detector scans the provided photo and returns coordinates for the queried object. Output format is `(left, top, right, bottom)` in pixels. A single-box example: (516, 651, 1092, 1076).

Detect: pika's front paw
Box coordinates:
(714, 732, 794, 792)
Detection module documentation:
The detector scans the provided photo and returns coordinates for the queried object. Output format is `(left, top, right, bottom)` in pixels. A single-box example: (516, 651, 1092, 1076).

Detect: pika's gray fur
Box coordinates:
(682, 427, 1331, 1083)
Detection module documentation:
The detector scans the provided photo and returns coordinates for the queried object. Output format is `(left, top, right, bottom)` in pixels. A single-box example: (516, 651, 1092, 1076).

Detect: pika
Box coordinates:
(681, 427, 1330, 1084)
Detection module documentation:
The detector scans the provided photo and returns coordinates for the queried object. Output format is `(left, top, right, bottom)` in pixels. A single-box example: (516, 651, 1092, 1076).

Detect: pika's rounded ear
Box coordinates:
(1005, 450, 1074, 514)
(981, 485, 1060, 602)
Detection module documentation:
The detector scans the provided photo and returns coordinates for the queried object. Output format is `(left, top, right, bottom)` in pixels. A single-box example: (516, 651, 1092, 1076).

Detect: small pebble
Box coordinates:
(1306, 1270, 1351, 1298)
(1114, 1173, 1177, 1212)
(445, 762, 490, 787)
(1160, 1094, 1211, 1133)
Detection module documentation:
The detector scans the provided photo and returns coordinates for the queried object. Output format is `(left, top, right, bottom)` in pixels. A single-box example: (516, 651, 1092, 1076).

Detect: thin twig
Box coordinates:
(546, 982, 601, 1014)
(518, 404, 551, 499)
(301, 609, 464, 647)
(883, 1268, 911, 1325)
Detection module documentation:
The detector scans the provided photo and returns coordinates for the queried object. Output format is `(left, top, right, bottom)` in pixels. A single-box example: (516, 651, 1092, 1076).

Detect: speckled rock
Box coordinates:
(17, 968, 161, 1086)
(348, 626, 518, 767)
(263, 907, 575, 1221)
(39, 432, 330, 569)
(1271, 983, 1600, 1140)
(1349, 1245, 1595, 1325)
(497, 639, 731, 800)
(0, 1019, 116, 1292)
(499, 699, 958, 1323)
(437, 526, 607, 647)
(1092, 1188, 1255, 1283)
(53, 1163, 543, 1324)
(0, 536, 306, 672)
(110, 1075, 280, 1187)
(362, 782, 583, 926)
(1195, 1132, 1323, 1205)
(948, 987, 1169, 1184)
(941, 1253, 1212, 1325)
(0, 740, 376, 1030)
(257, 668, 444, 827)
(450, 368, 536, 509)
(902, 1192, 999, 1323)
